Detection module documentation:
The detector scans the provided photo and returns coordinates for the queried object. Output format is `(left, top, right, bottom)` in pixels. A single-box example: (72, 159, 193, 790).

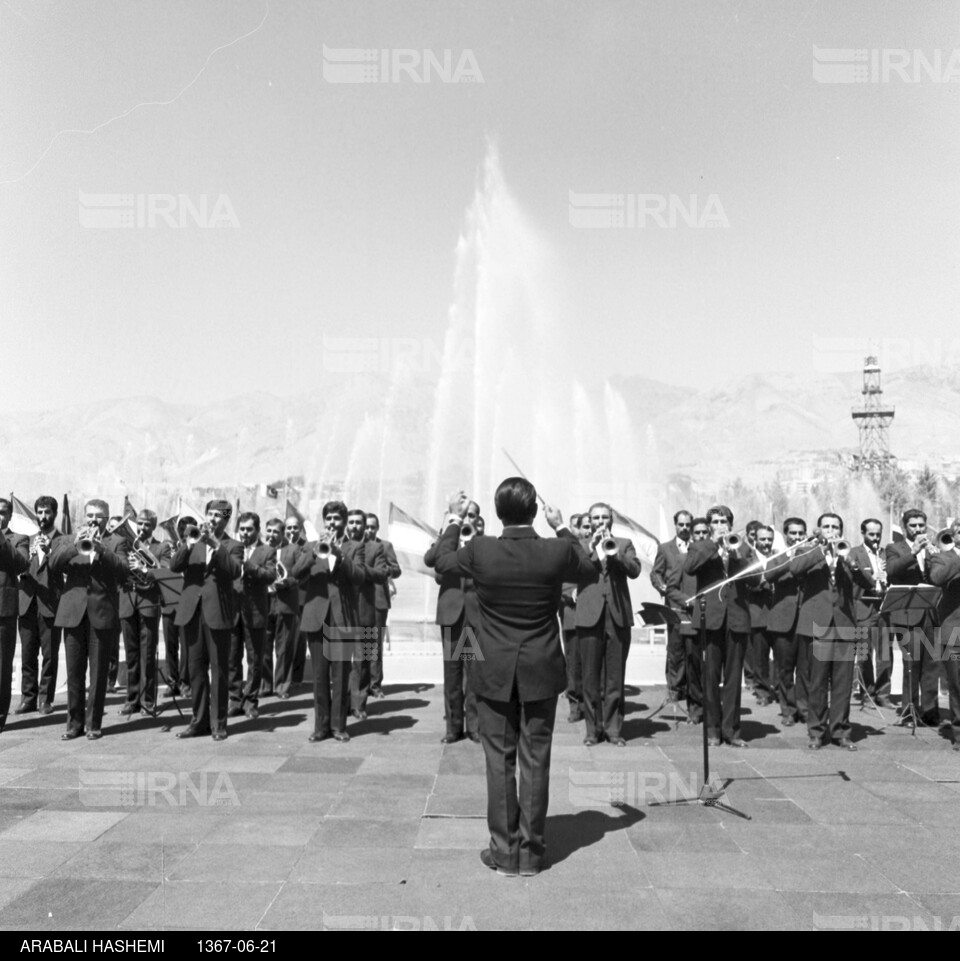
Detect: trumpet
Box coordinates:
(183, 523, 202, 543)
(315, 539, 333, 559)
(600, 533, 619, 557)
(460, 522, 476, 544)
(131, 541, 159, 570)
(937, 528, 957, 550)
(76, 525, 102, 555)
(276, 558, 288, 582)
(719, 532, 741, 551)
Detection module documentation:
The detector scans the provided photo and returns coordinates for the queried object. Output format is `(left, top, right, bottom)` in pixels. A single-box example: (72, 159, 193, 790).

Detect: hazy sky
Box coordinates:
(1, 0, 957, 413)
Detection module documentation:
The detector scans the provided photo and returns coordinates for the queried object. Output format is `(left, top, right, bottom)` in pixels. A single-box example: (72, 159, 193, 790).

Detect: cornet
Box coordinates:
(719, 532, 742, 551)
(600, 532, 619, 557)
(76, 526, 101, 555)
(460, 522, 476, 544)
(132, 540, 159, 570)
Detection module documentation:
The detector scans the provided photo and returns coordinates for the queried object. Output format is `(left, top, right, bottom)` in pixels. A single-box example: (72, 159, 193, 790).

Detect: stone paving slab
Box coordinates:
(0, 681, 958, 930)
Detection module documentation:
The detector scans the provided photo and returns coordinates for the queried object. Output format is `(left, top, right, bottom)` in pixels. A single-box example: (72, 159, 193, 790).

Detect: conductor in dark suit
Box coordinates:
(170, 500, 243, 741)
(433, 478, 595, 877)
(49, 499, 130, 740)
(0, 500, 30, 733)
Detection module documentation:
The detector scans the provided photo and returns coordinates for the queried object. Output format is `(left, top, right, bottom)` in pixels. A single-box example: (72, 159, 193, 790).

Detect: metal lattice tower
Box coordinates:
(850, 355, 896, 473)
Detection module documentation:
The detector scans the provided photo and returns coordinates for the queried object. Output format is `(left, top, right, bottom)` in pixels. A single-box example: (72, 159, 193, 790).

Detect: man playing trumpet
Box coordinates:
(16, 496, 64, 718)
(120, 509, 172, 719)
(49, 499, 130, 740)
(292, 501, 365, 742)
(575, 503, 642, 747)
(170, 501, 243, 741)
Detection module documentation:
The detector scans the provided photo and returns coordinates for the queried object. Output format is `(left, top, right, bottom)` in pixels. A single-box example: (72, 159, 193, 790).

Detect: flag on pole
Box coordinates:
(387, 502, 439, 576)
(61, 494, 73, 535)
(8, 494, 39, 537)
(233, 497, 241, 533)
(178, 496, 206, 525)
(158, 515, 179, 543)
(610, 506, 659, 571)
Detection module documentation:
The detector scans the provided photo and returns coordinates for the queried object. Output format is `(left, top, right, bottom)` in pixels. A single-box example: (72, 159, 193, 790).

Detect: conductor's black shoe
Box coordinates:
(583, 736, 599, 747)
(332, 731, 350, 743)
(39, 703, 54, 716)
(309, 731, 331, 743)
(212, 731, 228, 742)
(61, 729, 83, 740)
(176, 725, 210, 739)
(441, 732, 464, 744)
(807, 738, 822, 750)
(14, 701, 36, 715)
(480, 849, 518, 877)
(724, 738, 749, 748)
(836, 738, 858, 751)
(607, 736, 627, 747)
(86, 730, 103, 740)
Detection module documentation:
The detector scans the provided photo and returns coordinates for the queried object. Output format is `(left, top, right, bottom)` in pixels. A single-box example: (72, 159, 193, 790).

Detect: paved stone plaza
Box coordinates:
(0, 676, 958, 931)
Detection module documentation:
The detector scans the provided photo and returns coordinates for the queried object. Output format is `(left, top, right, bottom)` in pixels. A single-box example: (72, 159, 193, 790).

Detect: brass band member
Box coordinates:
(170, 500, 242, 741)
(0, 500, 30, 733)
(16, 496, 62, 718)
(292, 501, 365, 742)
(228, 512, 277, 721)
(120, 509, 172, 718)
(848, 518, 890, 707)
(652, 510, 693, 705)
(364, 512, 402, 699)
(261, 518, 302, 700)
(49, 499, 130, 740)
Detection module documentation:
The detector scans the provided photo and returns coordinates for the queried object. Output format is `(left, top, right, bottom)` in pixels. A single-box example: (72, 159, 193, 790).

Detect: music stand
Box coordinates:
(638, 603, 688, 727)
(880, 585, 941, 736)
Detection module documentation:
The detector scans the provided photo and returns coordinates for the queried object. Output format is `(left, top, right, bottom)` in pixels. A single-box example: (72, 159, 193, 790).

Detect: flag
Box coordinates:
(61, 494, 73, 535)
(233, 497, 241, 533)
(259, 479, 283, 499)
(109, 495, 138, 542)
(388, 502, 439, 576)
(8, 494, 38, 537)
(177, 496, 206, 525)
(610, 506, 659, 570)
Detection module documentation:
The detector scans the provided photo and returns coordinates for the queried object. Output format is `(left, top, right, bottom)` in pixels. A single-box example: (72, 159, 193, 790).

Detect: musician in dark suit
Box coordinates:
(927, 523, 960, 743)
(292, 500, 365, 742)
(575, 503, 642, 746)
(228, 512, 276, 721)
(16, 496, 63, 717)
(785, 513, 871, 750)
(741, 520, 763, 695)
(49, 499, 130, 740)
(261, 518, 301, 699)
(119, 509, 172, 718)
(365, 513, 401, 699)
(424, 505, 482, 743)
(682, 505, 756, 747)
(346, 509, 390, 720)
(0, 501, 30, 733)
(746, 525, 777, 708)
(664, 516, 710, 724)
(652, 510, 692, 705)
(886, 508, 941, 726)
(762, 517, 807, 726)
(284, 516, 308, 686)
(433, 479, 596, 876)
(160, 515, 194, 699)
(848, 518, 890, 707)
(170, 500, 243, 741)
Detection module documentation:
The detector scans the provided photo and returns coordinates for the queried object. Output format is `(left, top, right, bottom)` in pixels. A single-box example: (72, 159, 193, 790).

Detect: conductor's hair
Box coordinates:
(861, 518, 883, 534)
(34, 495, 58, 515)
(901, 508, 927, 527)
(494, 477, 538, 526)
